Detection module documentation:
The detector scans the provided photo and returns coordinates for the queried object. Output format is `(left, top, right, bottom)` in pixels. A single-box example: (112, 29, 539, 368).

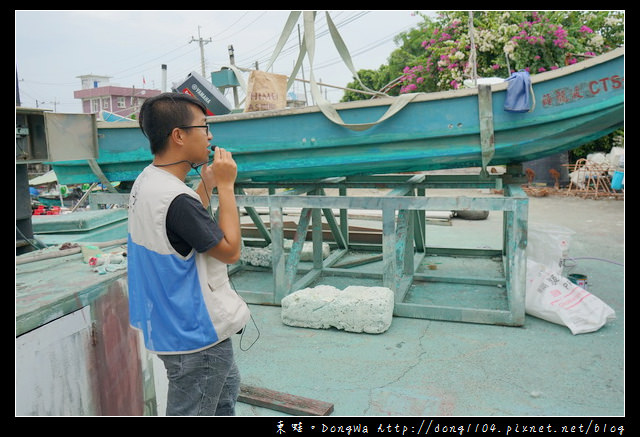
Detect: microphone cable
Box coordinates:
(154, 147, 261, 351)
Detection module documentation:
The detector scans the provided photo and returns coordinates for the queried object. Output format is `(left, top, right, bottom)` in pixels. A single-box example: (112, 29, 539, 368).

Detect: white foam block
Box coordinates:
(241, 241, 330, 267)
(281, 285, 394, 334)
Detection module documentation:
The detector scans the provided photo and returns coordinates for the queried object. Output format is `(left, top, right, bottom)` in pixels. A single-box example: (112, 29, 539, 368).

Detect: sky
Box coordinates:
(15, 10, 431, 113)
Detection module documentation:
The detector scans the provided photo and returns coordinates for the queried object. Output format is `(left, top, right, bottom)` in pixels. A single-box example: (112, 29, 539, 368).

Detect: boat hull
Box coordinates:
(51, 48, 624, 184)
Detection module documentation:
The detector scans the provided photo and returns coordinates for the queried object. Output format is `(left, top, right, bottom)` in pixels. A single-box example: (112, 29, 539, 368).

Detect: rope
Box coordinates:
(223, 11, 418, 131)
(468, 11, 478, 86)
(302, 11, 418, 131)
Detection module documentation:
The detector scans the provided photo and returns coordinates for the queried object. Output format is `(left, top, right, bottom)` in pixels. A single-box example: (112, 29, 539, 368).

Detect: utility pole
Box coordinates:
(227, 45, 239, 108)
(44, 98, 59, 112)
(190, 26, 212, 77)
(16, 68, 21, 106)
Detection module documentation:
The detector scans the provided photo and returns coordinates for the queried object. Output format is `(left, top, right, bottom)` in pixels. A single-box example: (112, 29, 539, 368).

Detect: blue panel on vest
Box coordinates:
(127, 236, 218, 352)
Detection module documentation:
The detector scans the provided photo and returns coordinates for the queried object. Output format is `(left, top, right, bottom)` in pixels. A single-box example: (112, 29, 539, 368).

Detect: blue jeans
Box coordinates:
(159, 338, 240, 416)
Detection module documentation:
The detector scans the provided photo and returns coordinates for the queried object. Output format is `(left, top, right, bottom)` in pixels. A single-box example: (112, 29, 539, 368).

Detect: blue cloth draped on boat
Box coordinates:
(504, 71, 533, 113)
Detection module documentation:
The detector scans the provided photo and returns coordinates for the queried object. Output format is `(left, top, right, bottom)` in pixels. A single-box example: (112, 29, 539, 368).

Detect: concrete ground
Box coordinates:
(232, 186, 624, 418)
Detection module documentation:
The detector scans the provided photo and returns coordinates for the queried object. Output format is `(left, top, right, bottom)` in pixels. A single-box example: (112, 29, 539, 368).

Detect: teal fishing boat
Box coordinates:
(50, 47, 623, 185)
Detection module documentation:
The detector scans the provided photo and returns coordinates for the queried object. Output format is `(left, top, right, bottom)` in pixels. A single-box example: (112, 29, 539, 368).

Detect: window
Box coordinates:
(117, 97, 126, 108)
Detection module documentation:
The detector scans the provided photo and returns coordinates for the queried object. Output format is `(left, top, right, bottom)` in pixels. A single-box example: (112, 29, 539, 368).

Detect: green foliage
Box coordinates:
(569, 129, 624, 162)
(342, 11, 623, 100)
(396, 11, 624, 94)
(340, 67, 396, 102)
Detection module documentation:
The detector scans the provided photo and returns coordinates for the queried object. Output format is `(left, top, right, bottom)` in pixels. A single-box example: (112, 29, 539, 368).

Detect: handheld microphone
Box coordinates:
(192, 145, 216, 168)
(192, 144, 217, 168)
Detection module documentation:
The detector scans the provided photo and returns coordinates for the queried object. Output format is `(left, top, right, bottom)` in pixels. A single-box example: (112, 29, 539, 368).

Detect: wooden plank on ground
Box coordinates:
(239, 384, 334, 416)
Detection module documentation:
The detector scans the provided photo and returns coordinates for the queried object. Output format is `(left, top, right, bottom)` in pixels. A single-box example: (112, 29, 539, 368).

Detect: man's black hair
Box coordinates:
(139, 92, 208, 155)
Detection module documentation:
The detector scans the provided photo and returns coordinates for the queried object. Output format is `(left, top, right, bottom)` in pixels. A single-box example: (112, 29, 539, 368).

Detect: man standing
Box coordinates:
(127, 92, 250, 415)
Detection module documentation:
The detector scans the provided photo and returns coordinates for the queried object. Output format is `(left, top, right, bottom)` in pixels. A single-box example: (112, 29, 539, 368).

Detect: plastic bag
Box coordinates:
(525, 260, 616, 334)
(244, 70, 287, 112)
(526, 223, 575, 274)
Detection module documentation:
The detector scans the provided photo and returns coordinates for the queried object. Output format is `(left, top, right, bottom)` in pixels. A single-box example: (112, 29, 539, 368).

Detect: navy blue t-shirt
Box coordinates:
(166, 194, 224, 257)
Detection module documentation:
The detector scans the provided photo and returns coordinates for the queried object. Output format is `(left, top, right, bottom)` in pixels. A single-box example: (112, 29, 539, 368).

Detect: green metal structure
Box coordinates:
(219, 173, 528, 326)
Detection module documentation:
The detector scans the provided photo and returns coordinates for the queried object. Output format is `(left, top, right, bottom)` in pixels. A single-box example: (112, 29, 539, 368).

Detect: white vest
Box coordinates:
(127, 165, 249, 354)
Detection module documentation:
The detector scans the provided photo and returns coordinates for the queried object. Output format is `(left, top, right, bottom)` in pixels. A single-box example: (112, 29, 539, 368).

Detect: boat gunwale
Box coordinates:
(95, 47, 623, 129)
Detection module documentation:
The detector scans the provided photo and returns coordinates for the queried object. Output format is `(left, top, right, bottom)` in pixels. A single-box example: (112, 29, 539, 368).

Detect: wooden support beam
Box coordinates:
(239, 384, 334, 416)
(243, 205, 271, 243)
(284, 208, 312, 293)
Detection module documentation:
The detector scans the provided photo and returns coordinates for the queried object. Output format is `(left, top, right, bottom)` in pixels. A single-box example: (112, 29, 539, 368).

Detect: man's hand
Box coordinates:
(198, 147, 237, 208)
(201, 146, 237, 190)
(202, 147, 241, 264)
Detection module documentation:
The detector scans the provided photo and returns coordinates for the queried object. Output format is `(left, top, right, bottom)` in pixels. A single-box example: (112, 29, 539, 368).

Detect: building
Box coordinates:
(73, 74, 161, 120)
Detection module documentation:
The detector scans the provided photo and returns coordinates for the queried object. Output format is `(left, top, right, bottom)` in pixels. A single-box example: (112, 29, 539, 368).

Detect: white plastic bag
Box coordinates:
(527, 223, 575, 274)
(525, 260, 616, 334)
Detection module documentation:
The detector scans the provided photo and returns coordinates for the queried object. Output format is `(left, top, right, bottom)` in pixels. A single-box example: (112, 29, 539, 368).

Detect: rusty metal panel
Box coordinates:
(90, 280, 146, 415)
(16, 250, 157, 415)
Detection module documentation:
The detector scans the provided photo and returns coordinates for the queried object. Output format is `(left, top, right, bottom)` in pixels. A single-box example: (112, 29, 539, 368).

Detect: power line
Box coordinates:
(212, 11, 267, 42)
(17, 11, 421, 110)
(210, 11, 251, 40)
(110, 43, 193, 78)
(234, 11, 371, 72)
(314, 23, 415, 71)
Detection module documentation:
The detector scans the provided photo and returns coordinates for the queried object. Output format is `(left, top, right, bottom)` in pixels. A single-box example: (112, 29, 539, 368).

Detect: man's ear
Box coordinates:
(168, 127, 186, 146)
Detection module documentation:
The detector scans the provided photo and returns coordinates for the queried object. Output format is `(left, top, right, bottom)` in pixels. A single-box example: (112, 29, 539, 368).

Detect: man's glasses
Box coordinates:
(169, 125, 209, 136)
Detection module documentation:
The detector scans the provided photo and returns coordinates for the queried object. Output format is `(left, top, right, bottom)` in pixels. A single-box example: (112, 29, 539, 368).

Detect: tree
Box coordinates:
(397, 11, 624, 94)
(341, 16, 437, 101)
(340, 67, 394, 102)
(341, 11, 624, 100)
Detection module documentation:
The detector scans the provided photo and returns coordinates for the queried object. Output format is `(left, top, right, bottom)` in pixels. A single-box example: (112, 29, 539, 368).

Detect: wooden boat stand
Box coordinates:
(90, 172, 528, 326)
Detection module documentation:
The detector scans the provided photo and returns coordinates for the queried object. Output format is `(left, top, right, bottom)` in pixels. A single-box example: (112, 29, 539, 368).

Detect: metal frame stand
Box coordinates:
(221, 173, 528, 326)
